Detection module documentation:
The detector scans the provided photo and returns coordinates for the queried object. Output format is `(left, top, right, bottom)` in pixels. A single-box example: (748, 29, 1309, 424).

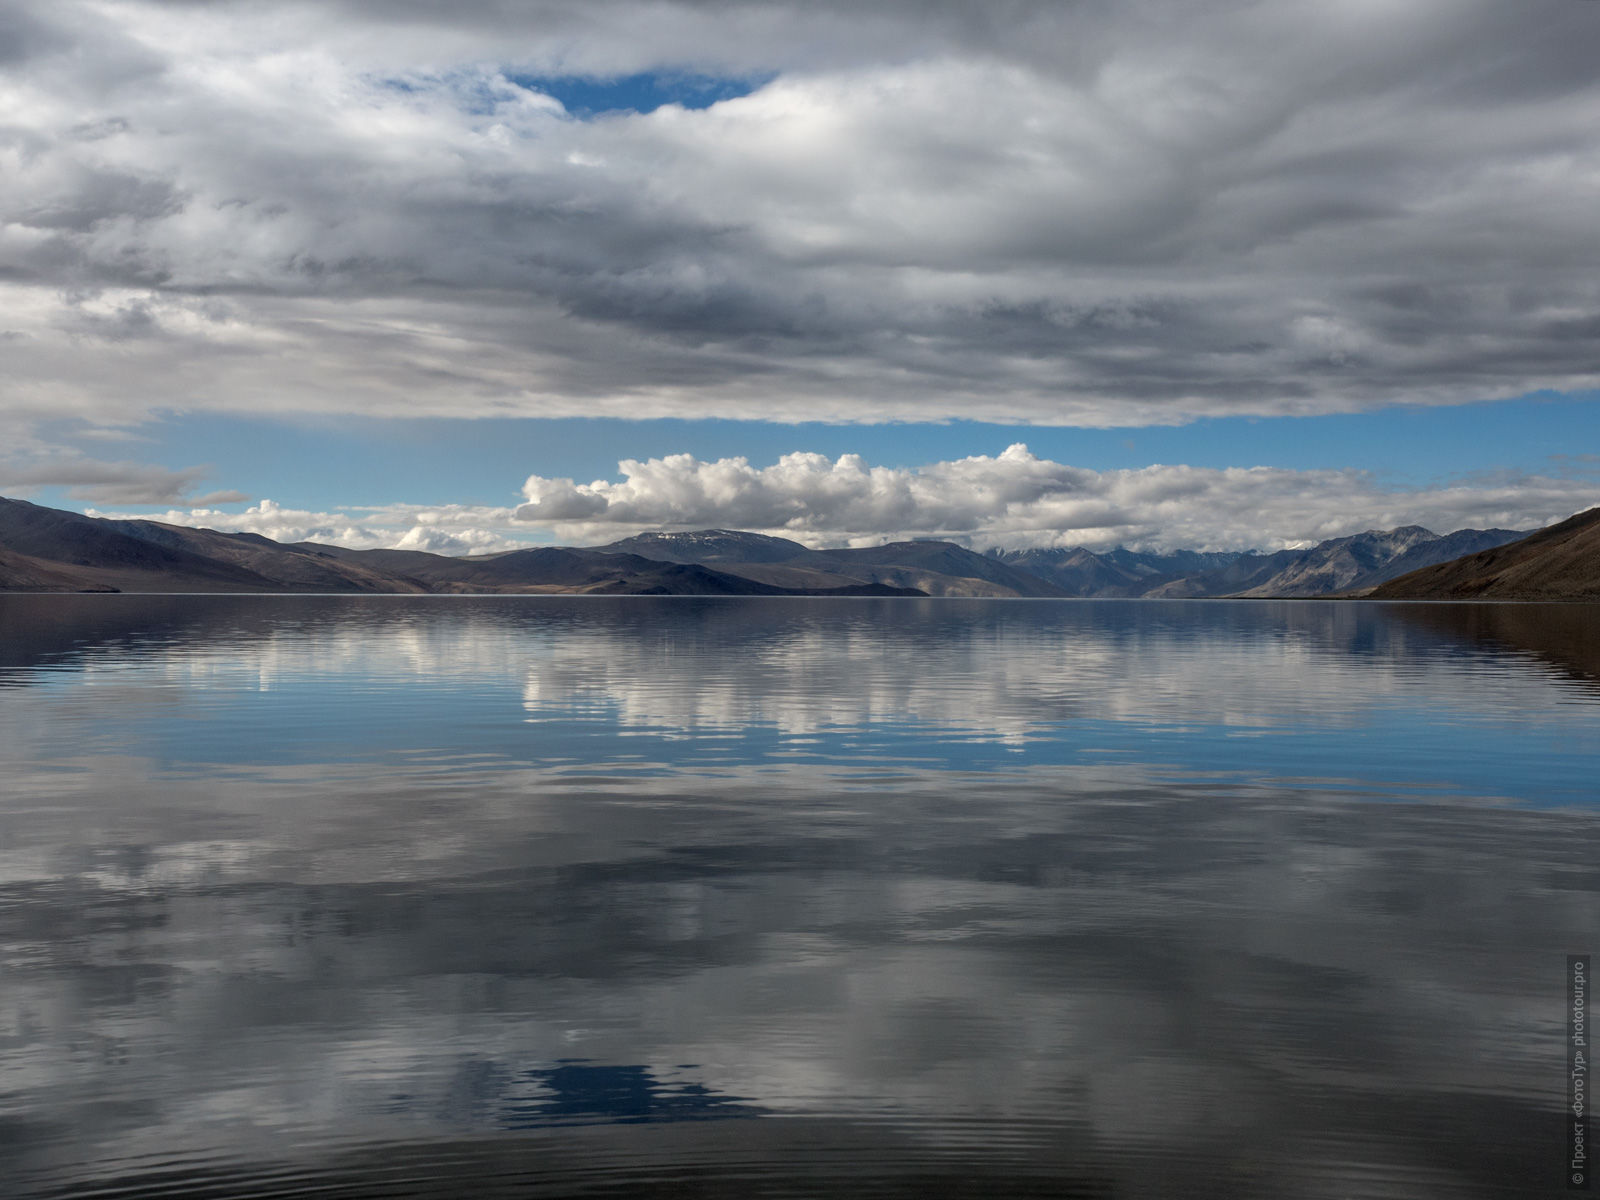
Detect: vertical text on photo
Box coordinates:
(1573, 955, 1589, 1190)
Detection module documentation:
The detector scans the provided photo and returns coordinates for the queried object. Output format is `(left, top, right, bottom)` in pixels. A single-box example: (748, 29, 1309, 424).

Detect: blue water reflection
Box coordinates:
(2, 595, 1597, 802)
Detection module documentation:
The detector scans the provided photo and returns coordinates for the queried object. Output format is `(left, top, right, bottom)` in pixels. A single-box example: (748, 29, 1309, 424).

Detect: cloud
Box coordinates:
(100, 498, 528, 554)
(0, 451, 243, 505)
(511, 444, 1600, 550)
(1, 0, 1598, 429)
(95, 445, 1600, 553)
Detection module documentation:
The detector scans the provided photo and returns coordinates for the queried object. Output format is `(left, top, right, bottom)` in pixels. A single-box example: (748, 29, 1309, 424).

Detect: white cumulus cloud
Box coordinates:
(88, 447, 1600, 555)
(514, 445, 1600, 550)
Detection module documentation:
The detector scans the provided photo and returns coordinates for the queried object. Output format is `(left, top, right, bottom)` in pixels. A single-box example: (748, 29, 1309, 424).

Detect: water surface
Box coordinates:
(1, 596, 1596, 1197)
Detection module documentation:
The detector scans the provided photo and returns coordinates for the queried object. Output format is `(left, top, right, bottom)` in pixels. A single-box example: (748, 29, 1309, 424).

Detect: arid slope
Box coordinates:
(1371, 507, 1600, 600)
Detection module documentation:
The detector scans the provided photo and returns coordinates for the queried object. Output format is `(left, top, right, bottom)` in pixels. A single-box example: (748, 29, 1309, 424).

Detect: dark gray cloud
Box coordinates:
(0, 0, 1597, 426)
(0, 5, 71, 66)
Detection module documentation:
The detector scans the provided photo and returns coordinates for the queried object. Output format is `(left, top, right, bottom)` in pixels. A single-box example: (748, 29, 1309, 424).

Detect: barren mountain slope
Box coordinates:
(1371, 507, 1600, 600)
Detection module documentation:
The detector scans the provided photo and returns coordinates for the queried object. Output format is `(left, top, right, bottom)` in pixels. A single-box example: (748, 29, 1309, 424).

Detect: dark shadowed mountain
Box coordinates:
(1137, 526, 1527, 598)
(598, 531, 1069, 597)
(0, 496, 404, 593)
(987, 526, 1527, 598)
(0, 544, 109, 592)
(1100, 547, 1243, 579)
(0, 498, 923, 597)
(1227, 526, 1538, 598)
(1229, 526, 1439, 597)
(1135, 550, 1296, 598)
(1370, 507, 1600, 600)
(307, 543, 921, 596)
(598, 530, 813, 564)
(990, 546, 1247, 597)
(989, 547, 1150, 597)
(801, 541, 1068, 597)
(0, 494, 1573, 598)
(1347, 527, 1542, 592)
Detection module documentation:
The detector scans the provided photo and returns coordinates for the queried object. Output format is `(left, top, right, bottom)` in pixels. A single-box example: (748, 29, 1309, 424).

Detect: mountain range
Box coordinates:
(0, 499, 918, 597)
(988, 525, 1530, 598)
(1371, 504, 1600, 600)
(0, 493, 1591, 599)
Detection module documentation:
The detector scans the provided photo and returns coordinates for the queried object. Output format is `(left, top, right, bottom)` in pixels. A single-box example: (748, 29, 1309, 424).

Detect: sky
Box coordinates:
(3, 0, 1600, 553)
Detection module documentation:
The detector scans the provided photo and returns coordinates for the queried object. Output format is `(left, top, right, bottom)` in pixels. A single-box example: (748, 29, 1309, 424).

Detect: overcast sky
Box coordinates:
(5, 0, 1600, 550)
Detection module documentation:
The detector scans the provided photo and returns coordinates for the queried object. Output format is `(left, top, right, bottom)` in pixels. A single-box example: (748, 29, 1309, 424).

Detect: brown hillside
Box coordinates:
(0, 546, 115, 591)
(1370, 506, 1600, 600)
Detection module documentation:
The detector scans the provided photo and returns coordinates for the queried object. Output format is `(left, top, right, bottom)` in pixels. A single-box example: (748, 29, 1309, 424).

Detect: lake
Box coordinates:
(1, 594, 1596, 1198)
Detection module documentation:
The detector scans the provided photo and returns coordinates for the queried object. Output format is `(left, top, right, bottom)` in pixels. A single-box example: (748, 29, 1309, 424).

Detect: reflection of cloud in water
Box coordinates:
(2, 596, 1599, 1196)
(2, 757, 1592, 1196)
(4, 597, 1595, 751)
(503, 601, 1588, 745)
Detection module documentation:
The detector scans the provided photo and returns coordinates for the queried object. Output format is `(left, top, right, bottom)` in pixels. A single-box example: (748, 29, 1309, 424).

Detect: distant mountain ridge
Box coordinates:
(988, 526, 1528, 598)
(600, 529, 813, 564)
(989, 546, 1246, 597)
(595, 530, 1067, 597)
(0, 493, 1578, 598)
(0, 498, 922, 597)
(1220, 526, 1527, 598)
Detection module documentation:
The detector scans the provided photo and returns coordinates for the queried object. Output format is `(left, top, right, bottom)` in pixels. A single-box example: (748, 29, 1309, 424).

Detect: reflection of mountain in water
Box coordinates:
(6, 595, 1598, 747)
(4, 594, 1598, 1198)
(1385, 601, 1600, 694)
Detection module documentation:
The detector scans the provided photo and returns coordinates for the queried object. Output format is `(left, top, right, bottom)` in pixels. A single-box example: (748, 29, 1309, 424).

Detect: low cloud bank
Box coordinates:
(101, 447, 1600, 555)
(515, 444, 1600, 551)
(87, 499, 527, 556)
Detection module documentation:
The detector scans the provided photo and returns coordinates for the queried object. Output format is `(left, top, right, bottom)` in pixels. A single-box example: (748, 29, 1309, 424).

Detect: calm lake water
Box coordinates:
(1, 595, 1597, 1198)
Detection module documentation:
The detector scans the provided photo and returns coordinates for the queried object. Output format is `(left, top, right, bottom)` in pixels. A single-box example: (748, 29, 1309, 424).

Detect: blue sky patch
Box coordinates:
(512, 72, 769, 117)
(33, 390, 1600, 526)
